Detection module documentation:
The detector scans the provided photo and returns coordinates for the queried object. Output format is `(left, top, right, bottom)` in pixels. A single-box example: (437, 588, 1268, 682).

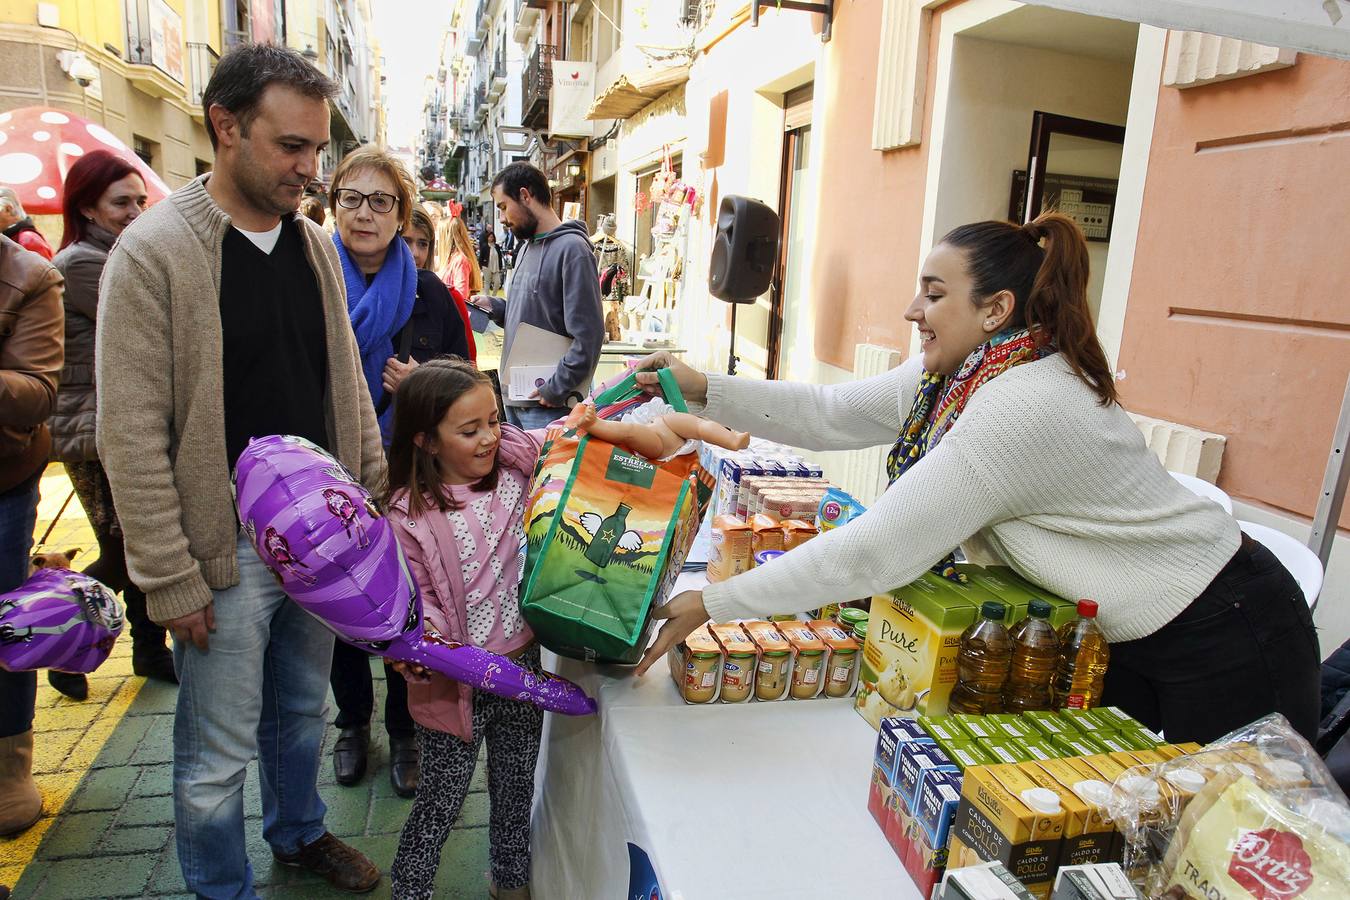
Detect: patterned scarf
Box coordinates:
(885, 328, 1053, 581)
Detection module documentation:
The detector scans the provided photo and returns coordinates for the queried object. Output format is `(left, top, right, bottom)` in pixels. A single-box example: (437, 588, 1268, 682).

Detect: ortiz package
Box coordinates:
(1107, 714, 1350, 900)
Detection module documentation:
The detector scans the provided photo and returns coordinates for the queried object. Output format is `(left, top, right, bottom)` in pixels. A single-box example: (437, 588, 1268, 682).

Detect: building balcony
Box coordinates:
(468, 0, 489, 53)
(513, 0, 541, 44)
(186, 42, 218, 114)
(488, 54, 508, 100)
(521, 43, 554, 129)
(474, 84, 490, 122)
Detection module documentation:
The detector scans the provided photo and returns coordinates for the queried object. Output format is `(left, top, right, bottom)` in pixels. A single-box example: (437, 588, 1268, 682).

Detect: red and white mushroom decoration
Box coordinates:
(0, 106, 171, 215)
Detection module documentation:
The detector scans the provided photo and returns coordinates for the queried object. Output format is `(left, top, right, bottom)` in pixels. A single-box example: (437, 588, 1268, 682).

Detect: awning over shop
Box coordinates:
(1022, 0, 1350, 59)
(586, 64, 691, 121)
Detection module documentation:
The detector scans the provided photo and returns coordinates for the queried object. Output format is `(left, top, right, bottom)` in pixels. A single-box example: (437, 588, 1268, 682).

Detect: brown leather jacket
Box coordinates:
(0, 235, 64, 493)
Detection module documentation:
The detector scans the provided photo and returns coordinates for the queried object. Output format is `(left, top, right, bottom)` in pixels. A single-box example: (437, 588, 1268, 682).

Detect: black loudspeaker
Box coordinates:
(709, 195, 780, 303)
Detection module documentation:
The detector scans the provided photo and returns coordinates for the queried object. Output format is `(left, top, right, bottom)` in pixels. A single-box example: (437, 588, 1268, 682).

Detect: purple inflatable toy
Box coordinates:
(0, 568, 124, 673)
(233, 435, 596, 717)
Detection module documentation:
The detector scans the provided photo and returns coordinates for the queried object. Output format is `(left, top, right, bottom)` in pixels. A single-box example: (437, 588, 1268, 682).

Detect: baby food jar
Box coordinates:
(683, 648, 721, 703)
(720, 651, 757, 703)
(791, 649, 825, 699)
(852, 620, 869, 643)
(838, 607, 869, 637)
(756, 650, 791, 701)
(825, 647, 858, 698)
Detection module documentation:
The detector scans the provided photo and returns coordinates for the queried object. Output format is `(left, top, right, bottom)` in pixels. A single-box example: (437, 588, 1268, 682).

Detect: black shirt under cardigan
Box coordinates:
(218, 219, 330, 470)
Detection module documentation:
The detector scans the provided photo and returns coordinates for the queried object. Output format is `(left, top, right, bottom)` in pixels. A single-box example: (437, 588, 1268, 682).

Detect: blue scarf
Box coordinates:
(333, 233, 417, 439)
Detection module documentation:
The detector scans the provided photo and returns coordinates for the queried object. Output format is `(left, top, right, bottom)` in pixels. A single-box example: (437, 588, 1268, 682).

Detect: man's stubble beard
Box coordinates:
(511, 207, 538, 241)
(231, 139, 306, 219)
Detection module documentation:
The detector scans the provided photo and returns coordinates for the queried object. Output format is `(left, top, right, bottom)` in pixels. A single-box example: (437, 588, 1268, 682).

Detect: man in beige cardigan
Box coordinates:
(97, 45, 384, 896)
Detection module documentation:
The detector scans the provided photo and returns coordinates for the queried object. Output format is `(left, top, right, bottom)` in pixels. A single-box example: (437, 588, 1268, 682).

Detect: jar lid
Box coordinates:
(798, 648, 824, 656)
(763, 649, 791, 657)
(689, 650, 720, 659)
(831, 647, 857, 656)
(838, 608, 869, 625)
(852, 622, 869, 640)
(728, 650, 757, 658)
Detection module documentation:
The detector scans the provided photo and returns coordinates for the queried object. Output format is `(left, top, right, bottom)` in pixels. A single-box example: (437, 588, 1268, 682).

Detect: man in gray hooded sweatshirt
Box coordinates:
(475, 162, 603, 430)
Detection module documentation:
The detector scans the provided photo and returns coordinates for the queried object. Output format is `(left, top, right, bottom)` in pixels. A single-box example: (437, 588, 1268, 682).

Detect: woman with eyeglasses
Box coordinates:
(326, 146, 469, 800)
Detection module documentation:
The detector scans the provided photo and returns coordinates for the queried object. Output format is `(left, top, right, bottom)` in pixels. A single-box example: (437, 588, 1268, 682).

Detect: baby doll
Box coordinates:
(568, 403, 750, 461)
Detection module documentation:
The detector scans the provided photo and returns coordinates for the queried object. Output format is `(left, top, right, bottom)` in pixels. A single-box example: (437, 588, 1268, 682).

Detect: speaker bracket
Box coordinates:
(749, 0, 834, 42)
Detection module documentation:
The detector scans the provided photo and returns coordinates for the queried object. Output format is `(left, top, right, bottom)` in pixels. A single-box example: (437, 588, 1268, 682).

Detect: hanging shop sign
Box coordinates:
(550, 61, 597, 138)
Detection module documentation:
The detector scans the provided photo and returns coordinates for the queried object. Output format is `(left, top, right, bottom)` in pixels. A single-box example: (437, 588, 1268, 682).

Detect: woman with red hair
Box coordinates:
(49, 150, 174, 698)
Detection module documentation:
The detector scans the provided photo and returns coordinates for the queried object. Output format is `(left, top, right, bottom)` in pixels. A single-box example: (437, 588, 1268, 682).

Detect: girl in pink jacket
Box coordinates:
(384, 358, 548, 900)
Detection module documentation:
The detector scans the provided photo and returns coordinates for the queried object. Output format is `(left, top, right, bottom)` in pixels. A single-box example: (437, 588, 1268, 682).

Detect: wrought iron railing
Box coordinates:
(187, 42, 219, 107)
(522, 43, 555, 127)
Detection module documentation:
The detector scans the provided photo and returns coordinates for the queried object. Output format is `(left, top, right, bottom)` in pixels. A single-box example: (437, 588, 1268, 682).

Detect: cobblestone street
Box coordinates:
(5, 469, 493, 899)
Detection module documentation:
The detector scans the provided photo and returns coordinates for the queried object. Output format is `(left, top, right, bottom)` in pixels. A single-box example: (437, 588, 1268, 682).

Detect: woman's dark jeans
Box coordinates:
(0, 471, 41, 738)
(1102, 535, 1322, 745)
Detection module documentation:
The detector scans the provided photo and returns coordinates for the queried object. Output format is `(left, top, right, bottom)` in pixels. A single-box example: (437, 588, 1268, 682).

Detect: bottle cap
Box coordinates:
(980, 600, 1007, 620)
(1028, 599, 1052, 618)
(1164, 768, 1205, 793)
(1076, 599, 1099, 617)
(1264, 759, 1305, 783)
(1071, 779, 1111, 807)
(1019, 787, 1062, 814)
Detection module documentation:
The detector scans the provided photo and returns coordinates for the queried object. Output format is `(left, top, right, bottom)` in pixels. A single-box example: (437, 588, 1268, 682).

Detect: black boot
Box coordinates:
(47, 669, 88, 700)
(124, 587, 177, 684)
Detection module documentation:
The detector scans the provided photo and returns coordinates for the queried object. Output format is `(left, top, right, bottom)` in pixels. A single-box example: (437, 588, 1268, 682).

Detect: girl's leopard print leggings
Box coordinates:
(390, 653, 544, 899)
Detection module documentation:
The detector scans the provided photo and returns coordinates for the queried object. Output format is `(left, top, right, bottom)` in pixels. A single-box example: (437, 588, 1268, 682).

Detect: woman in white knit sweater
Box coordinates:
(633, 213, 1320, 744)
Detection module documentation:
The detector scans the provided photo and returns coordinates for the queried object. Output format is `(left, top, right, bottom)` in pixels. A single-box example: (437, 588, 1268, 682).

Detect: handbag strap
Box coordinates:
(375, 317, 417, 417)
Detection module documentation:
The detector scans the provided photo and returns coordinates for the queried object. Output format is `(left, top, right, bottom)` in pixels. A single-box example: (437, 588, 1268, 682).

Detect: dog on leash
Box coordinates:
(29, 548, 81, 575)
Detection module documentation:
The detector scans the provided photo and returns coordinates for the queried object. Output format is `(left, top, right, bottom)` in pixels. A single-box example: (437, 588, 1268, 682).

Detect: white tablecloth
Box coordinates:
(530, 575, 918, 899)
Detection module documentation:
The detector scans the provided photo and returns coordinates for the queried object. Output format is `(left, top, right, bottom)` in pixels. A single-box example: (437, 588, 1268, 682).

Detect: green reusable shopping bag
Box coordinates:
(519, 369, 712, 664)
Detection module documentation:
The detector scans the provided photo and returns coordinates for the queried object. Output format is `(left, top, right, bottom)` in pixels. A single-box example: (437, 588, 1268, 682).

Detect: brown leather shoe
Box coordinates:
(273, 831, 380, 893)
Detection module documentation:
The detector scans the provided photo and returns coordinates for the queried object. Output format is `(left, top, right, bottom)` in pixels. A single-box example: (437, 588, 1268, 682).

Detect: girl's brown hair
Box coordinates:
(440, 215, 483, 293)
(385, 358, 497, 516)
(407, 207, 436, 264)
(939, 211, 1117, 406)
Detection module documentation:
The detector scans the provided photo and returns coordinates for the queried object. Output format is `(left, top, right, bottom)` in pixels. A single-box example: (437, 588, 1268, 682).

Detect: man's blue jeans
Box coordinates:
(0, 471, 40, 738)
(172, 533, 335, 899)
(505, 404, 567, 432)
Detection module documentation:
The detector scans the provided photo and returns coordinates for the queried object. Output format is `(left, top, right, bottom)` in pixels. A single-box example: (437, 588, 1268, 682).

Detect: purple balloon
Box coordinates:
(0, 568, 125, 673)
(233, 435, 596, 717)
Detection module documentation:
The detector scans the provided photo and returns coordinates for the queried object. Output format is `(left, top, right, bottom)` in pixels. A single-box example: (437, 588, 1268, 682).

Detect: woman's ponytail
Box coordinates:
(939, 212, 1118, 407)
(1022, 213, 1116, 406)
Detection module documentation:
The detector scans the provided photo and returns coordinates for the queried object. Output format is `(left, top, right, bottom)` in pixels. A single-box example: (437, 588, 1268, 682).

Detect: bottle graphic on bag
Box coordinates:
(947, 600, 1013, 715)
(1003, 599, 1059, 713)
(1053, 599, 1110, 709)
(583, 503, 634, 567)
